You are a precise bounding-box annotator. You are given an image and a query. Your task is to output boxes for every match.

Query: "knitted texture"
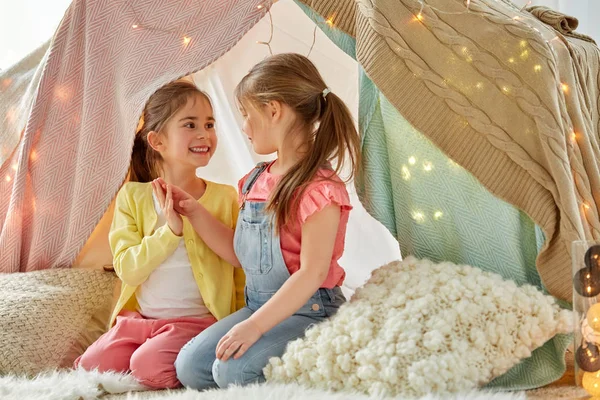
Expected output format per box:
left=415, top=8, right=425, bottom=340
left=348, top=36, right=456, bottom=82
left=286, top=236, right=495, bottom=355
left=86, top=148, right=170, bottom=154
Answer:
left=0, top=268, right=116, bottom=375
left=265, top=257, right=573, bottom=397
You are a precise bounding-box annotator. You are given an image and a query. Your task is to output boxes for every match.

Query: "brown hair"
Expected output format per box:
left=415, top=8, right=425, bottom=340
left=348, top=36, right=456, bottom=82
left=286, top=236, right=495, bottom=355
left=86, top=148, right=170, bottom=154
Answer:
left=235, top=53, right=360, bottom=228
left=129, top=81, right=211, bottom=182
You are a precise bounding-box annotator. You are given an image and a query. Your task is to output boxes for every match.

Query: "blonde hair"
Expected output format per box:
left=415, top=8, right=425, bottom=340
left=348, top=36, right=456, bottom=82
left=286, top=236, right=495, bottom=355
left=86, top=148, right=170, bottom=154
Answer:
left=129, top=81, right=211, bottom=182
left=235, top=53, right=360, bottom=228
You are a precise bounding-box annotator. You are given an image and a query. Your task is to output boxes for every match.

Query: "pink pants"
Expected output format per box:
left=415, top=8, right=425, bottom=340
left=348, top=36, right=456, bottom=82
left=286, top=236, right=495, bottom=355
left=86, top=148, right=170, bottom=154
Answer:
left=74, top=311, right=216, bottom=389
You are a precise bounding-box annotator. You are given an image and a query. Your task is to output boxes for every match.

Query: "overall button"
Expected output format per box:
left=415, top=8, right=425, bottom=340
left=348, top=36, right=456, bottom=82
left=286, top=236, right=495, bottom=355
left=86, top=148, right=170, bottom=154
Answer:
left=311, top=304, right=320, bottom=311
left=187, top=239, right=194, bottom=246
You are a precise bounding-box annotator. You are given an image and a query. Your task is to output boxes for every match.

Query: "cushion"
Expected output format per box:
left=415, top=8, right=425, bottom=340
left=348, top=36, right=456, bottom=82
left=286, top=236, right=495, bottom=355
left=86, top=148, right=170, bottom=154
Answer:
left=265, top=257, right=573, bottom=397
left=0, top=268, right=116, bottom=376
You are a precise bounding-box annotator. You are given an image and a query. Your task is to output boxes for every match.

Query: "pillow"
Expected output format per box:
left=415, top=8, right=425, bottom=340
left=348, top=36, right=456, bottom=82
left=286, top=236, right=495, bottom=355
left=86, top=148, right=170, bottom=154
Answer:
left=265, top=257, right=573, bottom=397
left=0, top=268, right=116, bottom=376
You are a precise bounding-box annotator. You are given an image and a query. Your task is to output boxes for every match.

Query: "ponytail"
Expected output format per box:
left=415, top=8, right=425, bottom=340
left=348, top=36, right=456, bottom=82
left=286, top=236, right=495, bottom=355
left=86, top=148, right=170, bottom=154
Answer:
left=236, top=53, right=360, bottom=229
left=267, top=92, right=360, bottom=228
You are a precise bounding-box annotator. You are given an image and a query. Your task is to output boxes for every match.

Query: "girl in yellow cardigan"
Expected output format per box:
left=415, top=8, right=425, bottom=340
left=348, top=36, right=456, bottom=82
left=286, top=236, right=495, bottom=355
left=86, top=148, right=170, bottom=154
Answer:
left=74, top=81, right=245, bottom=389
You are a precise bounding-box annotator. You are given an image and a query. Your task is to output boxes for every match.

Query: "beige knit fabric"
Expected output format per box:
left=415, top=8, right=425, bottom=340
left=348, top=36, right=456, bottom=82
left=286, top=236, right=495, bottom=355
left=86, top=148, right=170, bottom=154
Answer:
left=0, top=269, right=116, bottom=375
left=300, top=0, right=600, bottom=301
left=527, top=6, right=596, bottom=44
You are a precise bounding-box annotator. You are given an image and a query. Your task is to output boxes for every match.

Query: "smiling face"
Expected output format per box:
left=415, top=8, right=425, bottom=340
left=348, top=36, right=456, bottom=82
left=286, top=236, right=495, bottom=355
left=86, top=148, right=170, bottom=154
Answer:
left=150, top=93, right=217, bottom=169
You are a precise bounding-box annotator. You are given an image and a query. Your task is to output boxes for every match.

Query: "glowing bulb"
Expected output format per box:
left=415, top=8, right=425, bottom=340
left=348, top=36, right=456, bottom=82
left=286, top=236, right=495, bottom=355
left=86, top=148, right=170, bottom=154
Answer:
left=512, top=16, right=521, bottom=21
left=401, top=165, right=411, bottom=181
left=519, top=40, right=527, bottom=48
left=132, top=24, right=138, bottom=28
left=415, top=13, right=423, bottom=21
left=183, top=36, right=191, bottom=45
left=408, top=156, right=416, bottom=165
left=257, top=4, right=263, bottom=9
left=412, top=211, right=425, bottom=223
left=571, top=132, right=577, bottom=142
left=502, top=86, right=510, bottom=94
left=5, top=174, right=11, bottom=182
left=11, top=163, right=17, bottom=171
left=326, top=16, right=334, bottom=26
left=584, top=203, right=591, bottom=210
left=562, top=83, right=569, bottom=93
left=476, top=82, right=483, bottom=90
left=534, top=64, right=542, bottom=72
left=583, top=371, right=600, bottom=396
left=434, top=211, right=443, bottom=220
left=508, top=57, right=515, bottom=63
left=30, top=150, right=38, bottom=162
left=587, top=304, right=600, bottom=331
left=423, top=162, right=433, bottom=172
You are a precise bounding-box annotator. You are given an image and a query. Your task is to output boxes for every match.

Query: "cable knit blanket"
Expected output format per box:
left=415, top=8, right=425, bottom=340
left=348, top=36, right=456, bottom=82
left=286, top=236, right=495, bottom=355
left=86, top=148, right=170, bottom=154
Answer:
left=1, top=0, right=599, bottom=302
left=297, top=0, right=600, bottom=301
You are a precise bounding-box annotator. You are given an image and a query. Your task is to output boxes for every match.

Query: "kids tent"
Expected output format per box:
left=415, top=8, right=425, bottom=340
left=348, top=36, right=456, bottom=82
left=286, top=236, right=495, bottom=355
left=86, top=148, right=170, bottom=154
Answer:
left=1, top=0, right=599, bottom=390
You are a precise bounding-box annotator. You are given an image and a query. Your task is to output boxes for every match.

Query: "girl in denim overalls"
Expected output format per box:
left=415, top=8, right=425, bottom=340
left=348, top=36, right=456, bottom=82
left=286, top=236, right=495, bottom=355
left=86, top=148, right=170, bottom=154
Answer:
left=175, top=53, right=361, bottom=389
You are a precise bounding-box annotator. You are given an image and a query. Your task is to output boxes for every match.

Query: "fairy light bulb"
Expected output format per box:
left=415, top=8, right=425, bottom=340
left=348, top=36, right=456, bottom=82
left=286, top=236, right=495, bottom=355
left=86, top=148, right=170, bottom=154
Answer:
left=183, top=36, right=191, bottom=45
left=326, top=16, right=334, bottom=26
left=4, top=174, right=11, bottom=182
left=408, top=156, right=416, bottom=165
left=588, top=304, right=600, bottom=331
left=561, top=83, right=569, bottom=93
left=583, top=370, right=600, bottom=396
left=132, top=24, right=138, bottom=28
left=534, top=65, right=542, bottom=72
left=577, top=343, right=600, bottom=372
left=574, top=267, right=600, bottom=297
left=433, top=211, right=443, bottom=220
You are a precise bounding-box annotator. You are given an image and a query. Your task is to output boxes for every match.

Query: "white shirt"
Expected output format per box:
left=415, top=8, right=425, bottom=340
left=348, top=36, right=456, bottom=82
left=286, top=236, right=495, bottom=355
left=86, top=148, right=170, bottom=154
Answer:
left=135, top=193, right=212, bottom=319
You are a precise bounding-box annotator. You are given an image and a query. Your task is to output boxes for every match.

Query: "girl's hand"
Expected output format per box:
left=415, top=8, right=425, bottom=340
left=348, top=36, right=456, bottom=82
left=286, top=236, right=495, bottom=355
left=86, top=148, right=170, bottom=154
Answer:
left=216, top=319, right=263, bottom=361
left=152, top=180, right=183, bottom=236
left=156, top=178, right=202, bottom=219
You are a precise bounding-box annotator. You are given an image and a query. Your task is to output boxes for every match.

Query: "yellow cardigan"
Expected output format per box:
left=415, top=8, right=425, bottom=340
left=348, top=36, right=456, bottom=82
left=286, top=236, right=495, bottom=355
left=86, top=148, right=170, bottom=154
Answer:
left=108, top=180, right=245, bottom=326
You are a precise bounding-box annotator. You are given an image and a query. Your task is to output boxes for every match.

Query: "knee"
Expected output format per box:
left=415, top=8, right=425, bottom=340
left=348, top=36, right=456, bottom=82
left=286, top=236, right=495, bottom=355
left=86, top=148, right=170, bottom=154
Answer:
left=212, top=357, right=265, bottom=388
left=130, top=348, right=178, bottom=389
left=174, top=339, right=217, bottom=390
left=75, top=345, right=125, bottom=373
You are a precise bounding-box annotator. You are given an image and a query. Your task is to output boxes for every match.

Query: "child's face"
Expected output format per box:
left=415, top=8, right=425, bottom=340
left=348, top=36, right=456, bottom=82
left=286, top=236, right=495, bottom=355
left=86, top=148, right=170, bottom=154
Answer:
left=160, top=94, right=217, bottom=169
left=240, top=102, right=278, bottom=155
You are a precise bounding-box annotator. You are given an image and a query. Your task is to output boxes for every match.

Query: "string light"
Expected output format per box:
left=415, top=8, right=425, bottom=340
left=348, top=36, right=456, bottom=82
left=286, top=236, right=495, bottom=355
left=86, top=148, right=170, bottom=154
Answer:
left=183, top=36, right=191, bottom=45
left=30, top=150, right=38, bottom=162
left=11, top=163, right=17, bottom=171
left=4, top=174, right=11, bottom=182
left=325, top=16, right=334, bottom=27
left=519, top=40, right=527, bottom=48
left=423, top=162, right=433, bottom=172
left=519, top=0, right=532, bottom=12
left=401, top=165, right=411, bottom=181
left=508, top=57, right=515, bottom=63
left=131, top=24, right=138, bottom=29
left=584, top=203, right=591, bottom=210
left=412, top=211, right=425, bottom=223
left=534, top=64, right=542, bottom=72
left=561, top=83, right=569, bottom=93
left=476, top=82, right=484, bottom=90
left=571, top=131, right=577, bottom=143
left=257, top=4, right=263, bottom=9
left=408, top=156, right=417, bottom=165
left=257, top=3, right=274, bottom=56
left=433, top=211, right=443, bottom=220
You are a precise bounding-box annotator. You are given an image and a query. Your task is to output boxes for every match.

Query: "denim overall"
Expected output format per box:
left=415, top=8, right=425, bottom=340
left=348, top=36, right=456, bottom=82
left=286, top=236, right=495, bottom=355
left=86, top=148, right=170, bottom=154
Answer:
left=175, top=163, right=346, bottom=389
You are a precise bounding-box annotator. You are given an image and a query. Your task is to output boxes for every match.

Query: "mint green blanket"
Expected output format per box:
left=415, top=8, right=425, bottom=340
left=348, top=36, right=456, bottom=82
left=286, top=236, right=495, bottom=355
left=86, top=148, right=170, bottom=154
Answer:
left=296, top=1, right=571, bottom=390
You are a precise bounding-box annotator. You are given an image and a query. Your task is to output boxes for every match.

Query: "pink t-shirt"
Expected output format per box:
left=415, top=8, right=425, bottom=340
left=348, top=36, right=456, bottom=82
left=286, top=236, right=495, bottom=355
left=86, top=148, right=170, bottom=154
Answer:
left=237, top=162, right=352, bottom=288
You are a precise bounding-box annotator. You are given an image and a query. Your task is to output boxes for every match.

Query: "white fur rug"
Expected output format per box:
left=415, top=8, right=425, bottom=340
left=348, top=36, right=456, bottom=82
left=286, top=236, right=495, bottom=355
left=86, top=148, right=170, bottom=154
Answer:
left=0, top=369, right=525, bottom=400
